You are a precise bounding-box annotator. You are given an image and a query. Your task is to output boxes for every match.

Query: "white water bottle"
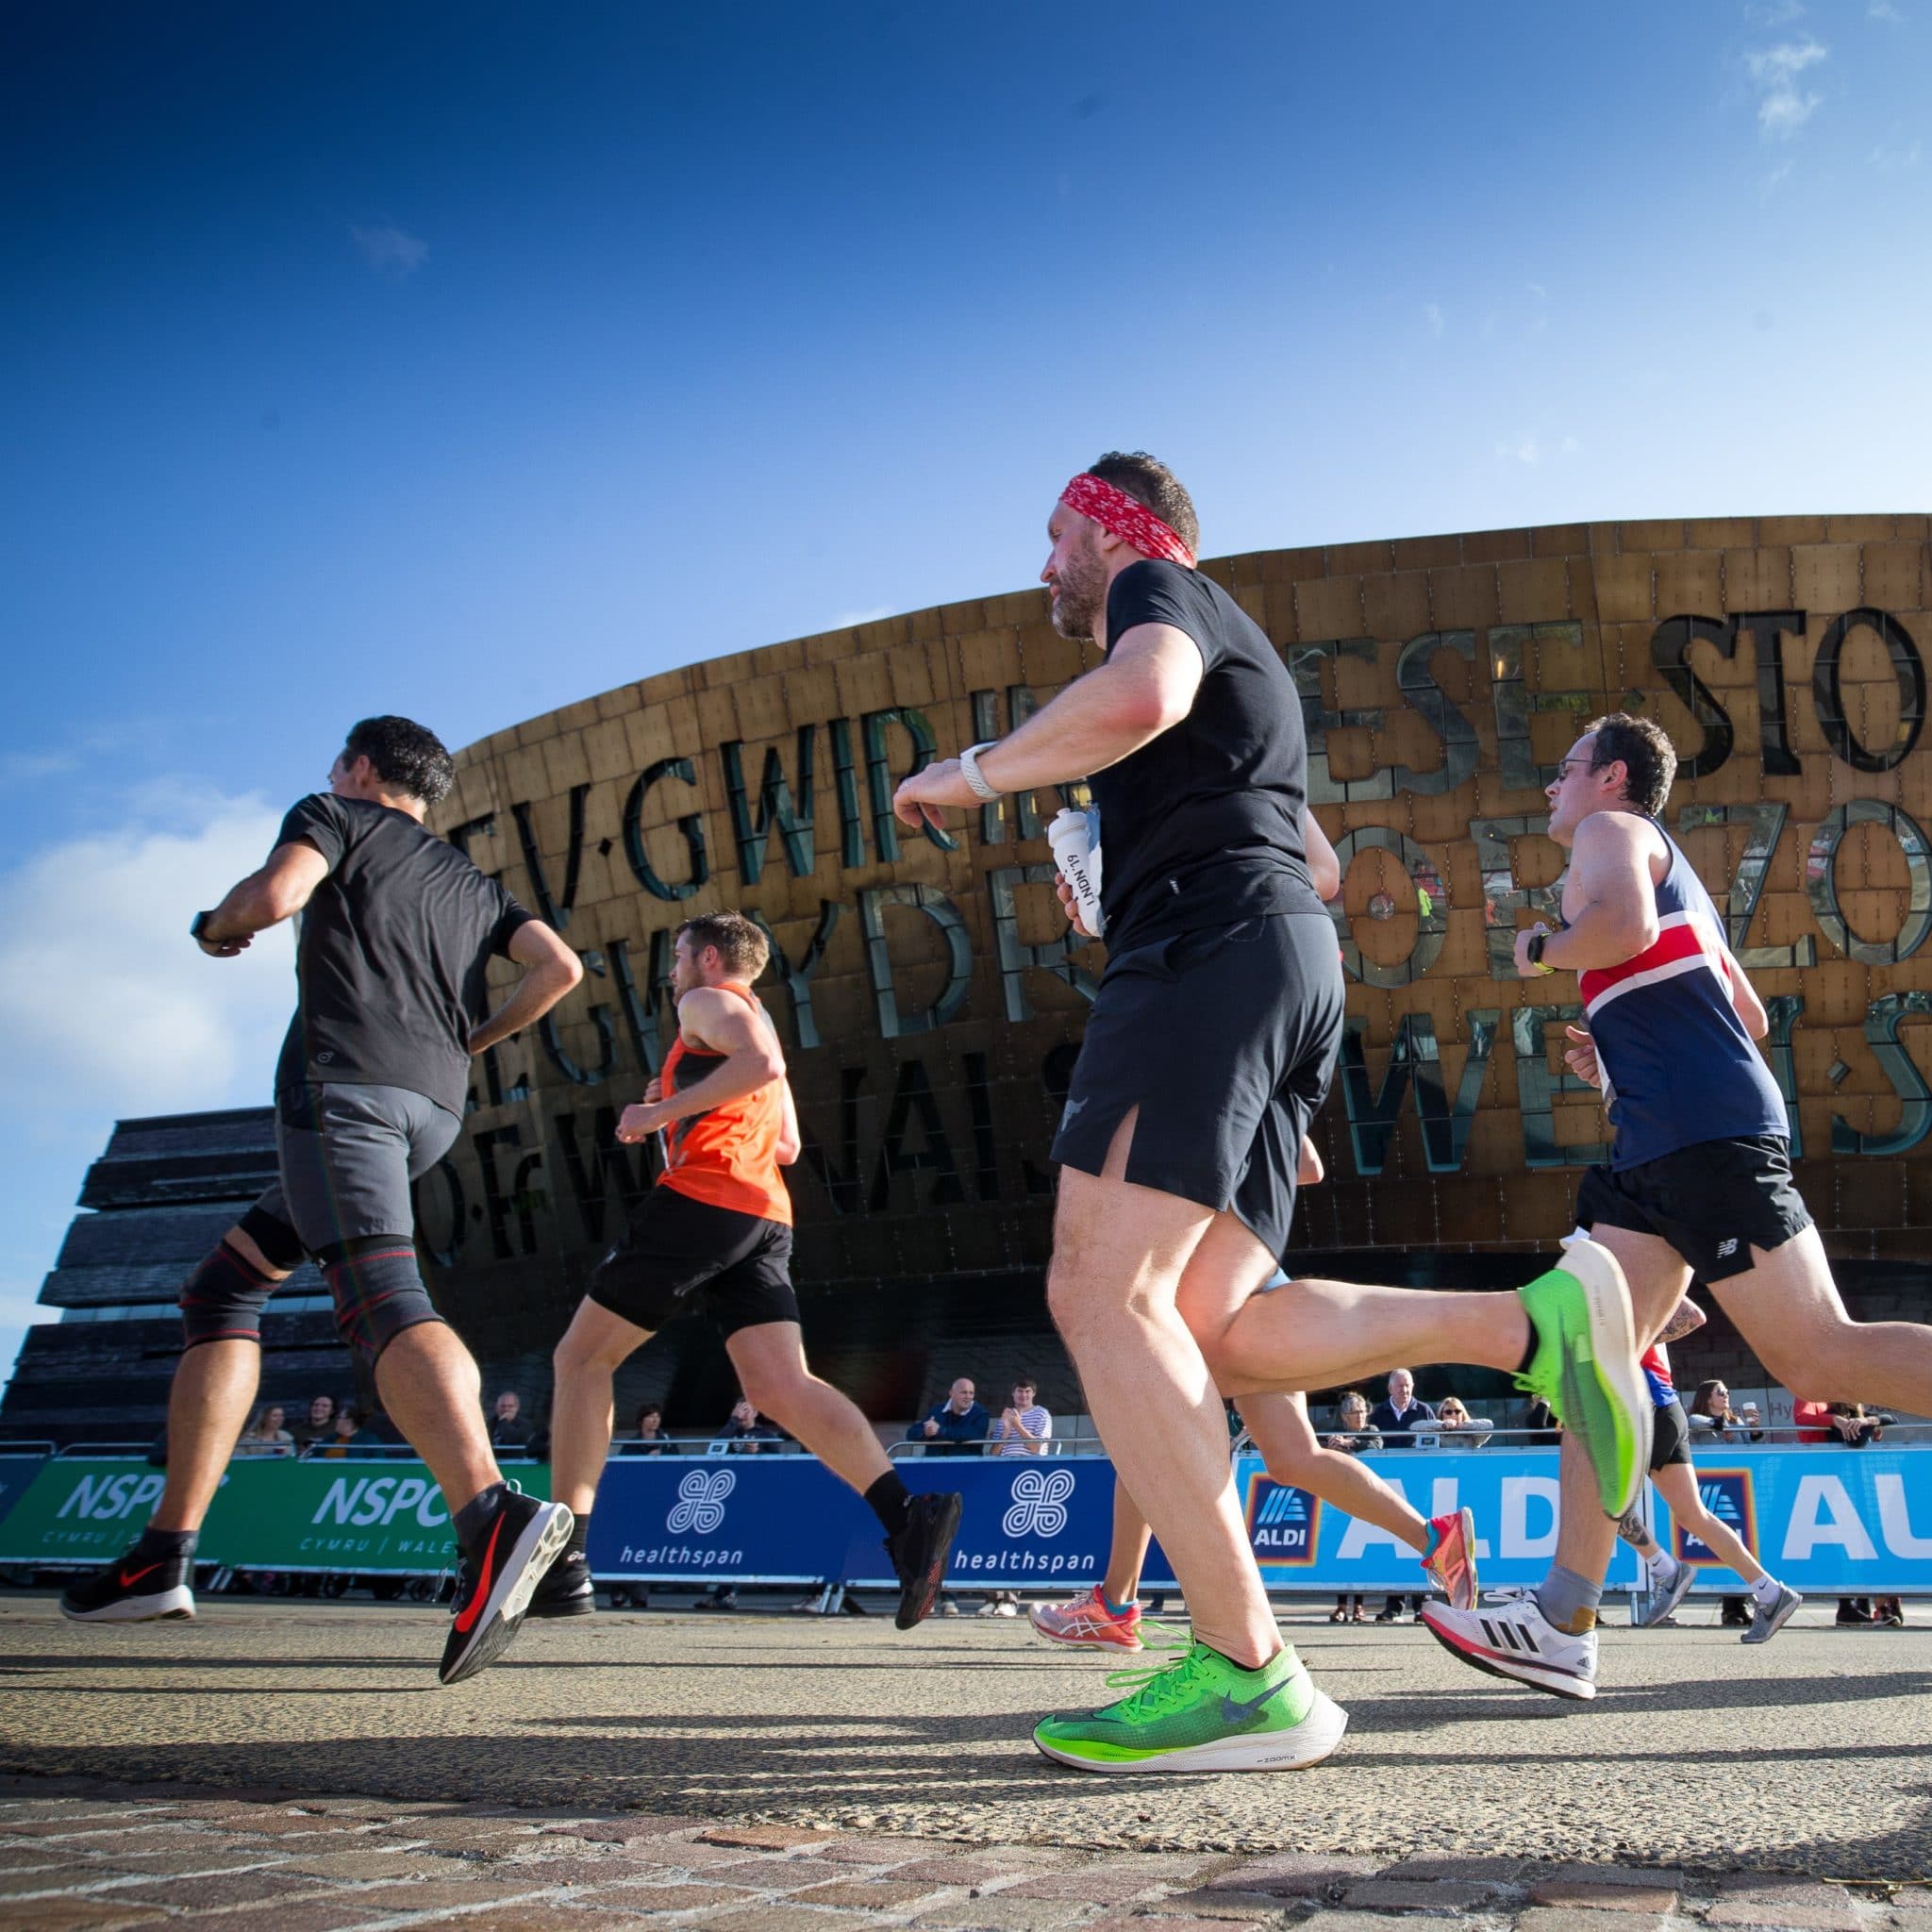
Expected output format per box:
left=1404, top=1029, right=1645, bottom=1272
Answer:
left=1047, top=807, right=1105, bottom=939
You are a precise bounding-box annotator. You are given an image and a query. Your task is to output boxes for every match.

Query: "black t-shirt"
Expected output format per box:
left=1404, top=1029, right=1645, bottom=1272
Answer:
left=1091, top=560, right=1324, bottom=950
left=271, top=793, right=534, bottom=1117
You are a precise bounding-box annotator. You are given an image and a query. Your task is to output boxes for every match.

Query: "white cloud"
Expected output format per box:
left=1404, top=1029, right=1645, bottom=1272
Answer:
left=1496, top=436, right=1541, bottom=466
left=1745, top=39, right=1828, bottom=139
left=350, top=222, right=429, bottom=277
left=1746, top=0, right=1807, bottom=23
left=0, top=783, right=296, bottom=1126
left=1422, top=302, right=1445, bottom=338
left=1869, top=1, right=1904, bottom=21
left=828, top=605, right=900, bottom=630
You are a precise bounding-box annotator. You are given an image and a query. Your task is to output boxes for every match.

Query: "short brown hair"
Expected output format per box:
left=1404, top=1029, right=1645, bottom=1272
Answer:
left=1088, top=451, right=1200, bottom=559
left=1583, top=711, right=1677, bottom=818
left=675, top=909, right=770, bottom=981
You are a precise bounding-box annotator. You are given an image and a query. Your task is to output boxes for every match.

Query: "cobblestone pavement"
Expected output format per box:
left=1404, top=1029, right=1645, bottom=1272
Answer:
left=0, top=1593, right=1926, bottom=1929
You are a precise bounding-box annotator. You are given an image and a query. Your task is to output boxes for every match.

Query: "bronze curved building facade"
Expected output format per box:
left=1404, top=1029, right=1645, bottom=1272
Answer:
left=403, top=513, right=1931, bottom=1425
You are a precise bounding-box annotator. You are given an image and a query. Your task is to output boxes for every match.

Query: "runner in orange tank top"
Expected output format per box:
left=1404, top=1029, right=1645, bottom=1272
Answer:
left=538, top=910, right=962, bottom=1630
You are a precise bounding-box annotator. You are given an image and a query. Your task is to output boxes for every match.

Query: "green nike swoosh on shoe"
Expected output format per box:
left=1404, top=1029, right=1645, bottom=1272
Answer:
left=1032, top=1639, right=1348, bottom=1774
left=1514, top=1238, right=1651, bottom=1521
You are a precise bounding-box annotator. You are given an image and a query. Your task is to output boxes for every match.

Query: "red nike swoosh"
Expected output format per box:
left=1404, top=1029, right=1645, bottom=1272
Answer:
left=452, top=1516, right=505, bottom=1635
left=119, top=1561, right=163, bottom=1588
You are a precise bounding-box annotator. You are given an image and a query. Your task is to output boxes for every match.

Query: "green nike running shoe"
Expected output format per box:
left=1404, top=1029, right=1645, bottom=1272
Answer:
left=1032, top=1640, right=1348, bottom=1774
left=1516, top=1238, right=1650, bottom=1521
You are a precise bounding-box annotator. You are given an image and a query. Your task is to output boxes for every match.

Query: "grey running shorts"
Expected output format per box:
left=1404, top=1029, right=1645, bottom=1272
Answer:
left=254, top=1081, right=461, bottom=1253
left=1051, top=911, right=1345, bottom=1258
left=1574, top=1135, right=1812, bottom=1284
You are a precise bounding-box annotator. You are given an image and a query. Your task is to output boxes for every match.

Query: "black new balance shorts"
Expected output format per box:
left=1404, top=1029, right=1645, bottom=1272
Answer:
left=588, top=1184, right=800, bottom=1338
left=1650, top=1397, right=1691, bottom=1471
left=1051, top=911, right=1345, bottom=1258
left=1574, top=1134, right=1811, bottom=1284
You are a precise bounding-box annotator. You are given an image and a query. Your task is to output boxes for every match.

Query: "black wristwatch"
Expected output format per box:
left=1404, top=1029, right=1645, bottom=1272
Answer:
left=190, top=909, right=218, bottom=945
left=1525, top=930, right=1556, bottom=974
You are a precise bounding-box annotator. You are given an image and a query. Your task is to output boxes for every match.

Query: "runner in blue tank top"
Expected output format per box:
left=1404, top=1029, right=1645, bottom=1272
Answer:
left=1423, top=711, right=1932, bottom=1701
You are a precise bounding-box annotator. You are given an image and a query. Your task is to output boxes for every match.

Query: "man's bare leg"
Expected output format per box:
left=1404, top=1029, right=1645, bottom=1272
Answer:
left=551, top=1299, right=651, bottom=1518
left=1710, top=1225, right=1932, bottom=1414
left=1047, top=1115, right=1277, bottom=1669
left=151, top=1226, right=289, bottom=1532
left=727, top=1321, right=891, bottom=1493
left=1241, top=1394, right=1429, bottom=1551
left=375, top=1321, right=503, bottom=1516
left=1103, top=1479, right=1155, bottom=1605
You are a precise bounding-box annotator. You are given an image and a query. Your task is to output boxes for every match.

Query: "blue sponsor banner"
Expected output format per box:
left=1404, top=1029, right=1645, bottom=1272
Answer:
left=1654, top=1446, right=1932, bottom=1594
left=1144, top=1452, right=1647, bottom=1593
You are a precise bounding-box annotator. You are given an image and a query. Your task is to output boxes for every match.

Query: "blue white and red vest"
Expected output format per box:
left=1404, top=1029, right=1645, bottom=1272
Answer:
left=1641, top=1340, right=1676, bottom=1412
left=1576, top=826, right=1789, bottom=1172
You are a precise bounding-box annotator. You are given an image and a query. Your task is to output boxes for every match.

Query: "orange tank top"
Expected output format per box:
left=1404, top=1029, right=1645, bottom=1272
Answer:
left=656, top=983, right=792, bottom=1225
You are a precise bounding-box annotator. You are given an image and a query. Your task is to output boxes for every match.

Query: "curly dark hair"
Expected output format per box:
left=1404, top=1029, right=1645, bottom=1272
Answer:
left=342, top=716, right=456, bottom=806
left=1582, top=711, right=1677, bottom=819
left=1088, top=450, right=1201, bottom=559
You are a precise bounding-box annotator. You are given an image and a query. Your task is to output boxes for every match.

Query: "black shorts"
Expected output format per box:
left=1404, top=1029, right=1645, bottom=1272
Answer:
left=1650, top=1398, right=1691, bottom=1471
left=1574, top=1135, right=1812, bottom=1284
left=588, top=1184, right=799, bottom=1339
left=1052, top=912, right=1345, bottom=1258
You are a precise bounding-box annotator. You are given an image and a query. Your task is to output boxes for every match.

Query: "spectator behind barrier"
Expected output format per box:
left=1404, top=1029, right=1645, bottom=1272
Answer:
left=630, top=1404, right=673, bottom=1455
left=1370, top=1368, right=1435, bottom=1447
left=1689, top=1379, right=1763, bottom=1442
left=1522, top=1394, right=1560, bottom=1441
left=711, top=1397, right=783, bottom=1455
left=1418, top=1395, right=1493, bottom=1449
left=310, top=1406, right=380, bottom=1457
left=1795, top=1399, right=1904, bottom=1626
left=1324, top=1391, right=1380, bottom=1624
left=233, top=1404, right=294, bottom=1459
left=989, top=1378, right=1051, bottom=1457
left=289, top=1392, right=337, bottom=1448
left=489, top=1390, right=534, bottom=1449
left=908, top=1378, right=991, bottom=1456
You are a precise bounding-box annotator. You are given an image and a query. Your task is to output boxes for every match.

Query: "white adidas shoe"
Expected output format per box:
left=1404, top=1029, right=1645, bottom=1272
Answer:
left=1420, top=1589, right=1598, bottom=1701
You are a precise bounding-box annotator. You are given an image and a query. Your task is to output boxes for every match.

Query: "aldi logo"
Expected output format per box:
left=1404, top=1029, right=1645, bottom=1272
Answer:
left=1244, top=1476, right=1320, bottom=1565
left=1675, top=1468, right=1757, bottom=1566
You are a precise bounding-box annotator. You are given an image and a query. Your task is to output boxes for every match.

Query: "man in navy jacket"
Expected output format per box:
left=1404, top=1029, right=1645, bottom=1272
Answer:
left=908, top=1378, right=991, bottom=1456
left=1369, top=1369, right=1437, bottom=1621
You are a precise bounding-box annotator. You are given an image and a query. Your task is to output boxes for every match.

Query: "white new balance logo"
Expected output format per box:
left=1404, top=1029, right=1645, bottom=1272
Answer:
left=1716, top=1238, right=1739, bottom=1257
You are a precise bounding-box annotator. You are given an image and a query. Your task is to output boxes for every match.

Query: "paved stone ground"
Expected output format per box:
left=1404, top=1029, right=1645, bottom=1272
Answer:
left=0, top=1594, right=1926, bottom=1928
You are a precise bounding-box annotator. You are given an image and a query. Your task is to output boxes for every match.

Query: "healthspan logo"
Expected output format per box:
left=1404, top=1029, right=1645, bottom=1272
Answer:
left=1002, top=1466, right=1075, bottom=1539
left=667, top=1468, right=736, bottom=1535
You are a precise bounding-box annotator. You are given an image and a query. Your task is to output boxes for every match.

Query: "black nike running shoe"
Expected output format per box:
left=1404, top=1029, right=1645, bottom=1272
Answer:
left=525, top=1543, right=595, bottom=1620
left=61, top=1546, right=195, bottom=1623
left=887, top=1490, right=963, bottom=1630
left=439, top=1489, right=573, bottom=1686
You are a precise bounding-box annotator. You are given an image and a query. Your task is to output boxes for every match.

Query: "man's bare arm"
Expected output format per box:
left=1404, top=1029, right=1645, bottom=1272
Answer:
left=1304, top=811, right=1341, bottom=902
left=774, top=1080, right=802, bottom=1166
left=197, top=842, right=332, bottom=953
left=891, top=624, right=1203, bottom=828
left=1533, top=812, right=1661, bottom=973
left=616, top=989, right=784, bottom=1141
left=468, top=922, right=584, bottom=1055
left=1720, top=944, right=1771, bottom=1041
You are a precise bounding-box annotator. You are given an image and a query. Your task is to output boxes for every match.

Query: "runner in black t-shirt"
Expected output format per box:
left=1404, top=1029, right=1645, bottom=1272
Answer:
left=893, top=453, right=1645, bottom=1773
left=62, top=716, right=586, bottom=1689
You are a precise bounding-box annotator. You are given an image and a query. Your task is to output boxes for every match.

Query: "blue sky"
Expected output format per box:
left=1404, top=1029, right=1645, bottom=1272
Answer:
left=1, top=1, right=1926, bottom=1386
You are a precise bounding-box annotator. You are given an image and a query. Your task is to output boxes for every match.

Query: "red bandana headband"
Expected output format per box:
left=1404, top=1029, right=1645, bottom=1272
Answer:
left=1059, top=473, right=1196, bottom=569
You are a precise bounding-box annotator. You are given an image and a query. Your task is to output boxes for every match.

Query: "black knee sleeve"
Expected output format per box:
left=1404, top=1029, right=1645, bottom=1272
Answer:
left=179, top=1239, right=278, bottom=1349
left=238, top=1204, right=308, bottom=1272
left=319, top=1235, right=442, bottom=1365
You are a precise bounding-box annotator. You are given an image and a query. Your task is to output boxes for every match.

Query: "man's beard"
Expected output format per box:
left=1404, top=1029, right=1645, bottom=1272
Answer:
left=1050, top=539, right=1107, bottom=640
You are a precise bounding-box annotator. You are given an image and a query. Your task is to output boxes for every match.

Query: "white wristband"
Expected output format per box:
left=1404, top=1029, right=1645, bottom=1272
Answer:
left=958, top=741, right=1002, bottom=801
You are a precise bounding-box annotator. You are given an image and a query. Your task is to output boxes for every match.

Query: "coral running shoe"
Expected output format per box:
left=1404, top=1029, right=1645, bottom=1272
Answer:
left=1030, top=1585, right=1143, bottom=1652
left=1515, top=1240, right=1649, bottom=1520
left=1033, top=1640, right=1347, bottom=1774
left=1421, top=1507, right=1479, bottom=1611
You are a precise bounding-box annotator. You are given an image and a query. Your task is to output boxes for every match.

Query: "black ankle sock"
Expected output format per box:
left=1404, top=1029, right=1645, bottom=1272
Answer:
left=864, top=1471, right=912, bottom=1540
left=454, top=1483, right=508, bottom=1549
left=136, top=1526, right=197, bottom=1560
left=565, top=1513, right=590, bottom=1557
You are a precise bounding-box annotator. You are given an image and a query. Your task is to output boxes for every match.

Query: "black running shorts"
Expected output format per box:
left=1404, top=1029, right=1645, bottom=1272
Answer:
left=1650, top=1397, right=1691, bottom=1471
left=1051, top=911, right=1345, bottom=1258
left=1574, top=1134, right=1811, bottom=1284
left=588, top=1184, right=800, bottom=1338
